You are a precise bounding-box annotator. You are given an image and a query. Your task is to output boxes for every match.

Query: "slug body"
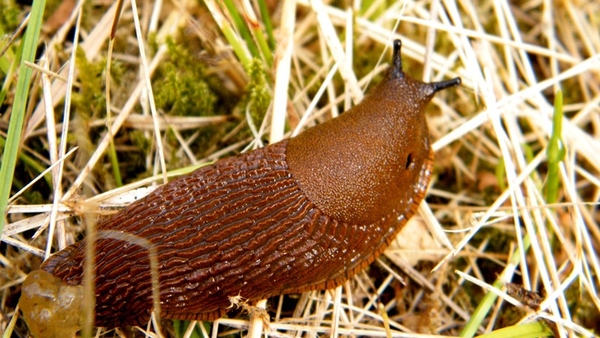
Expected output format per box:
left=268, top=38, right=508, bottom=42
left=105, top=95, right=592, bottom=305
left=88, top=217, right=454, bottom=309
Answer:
left=20, top=40, right=460, bottom=329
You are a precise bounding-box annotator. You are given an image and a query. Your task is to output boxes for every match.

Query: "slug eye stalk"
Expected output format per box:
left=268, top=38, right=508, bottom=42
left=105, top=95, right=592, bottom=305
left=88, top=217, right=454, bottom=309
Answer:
left=432, top=77, right=462, bottom=92
left=389, top=39, right=461, bottom=92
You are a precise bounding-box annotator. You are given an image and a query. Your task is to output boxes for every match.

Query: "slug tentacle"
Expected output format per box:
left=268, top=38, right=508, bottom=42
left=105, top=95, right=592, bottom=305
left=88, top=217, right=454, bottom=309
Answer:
left=389, top=40, right=405, bottom=79
left=431, top=77, right=463, bottom=93
left=20, top=39, right=461, bottom=331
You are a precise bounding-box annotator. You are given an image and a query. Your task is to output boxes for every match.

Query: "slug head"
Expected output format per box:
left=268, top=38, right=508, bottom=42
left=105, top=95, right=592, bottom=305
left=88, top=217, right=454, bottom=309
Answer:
left=384, top=39, right=462, bottom=110
left=286, top=39, right=461, bottom=225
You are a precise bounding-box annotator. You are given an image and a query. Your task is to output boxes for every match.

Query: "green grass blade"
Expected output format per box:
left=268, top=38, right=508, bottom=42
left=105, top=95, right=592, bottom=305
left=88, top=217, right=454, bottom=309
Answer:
left=243, top=0, right=273, bottom=65
left=495, top=157, right=506, bottom=192
left=460, top=236, right=532, bottom=337
left=475, top=321, right=553, bottom=338
left=256, top=0, right=276, bottom=50
left=250, top=22, right=273, bottom=66
left=0, top=0, right=46, bottom=235
left=204, top=0, right=252, bottom=68
left=545, top=90, right=564, bottom=204
left=222, top=0, right=259, bottom=58
left=106, top=38, right=123, bottom=187
left=460, top=278, right=506, bottom=337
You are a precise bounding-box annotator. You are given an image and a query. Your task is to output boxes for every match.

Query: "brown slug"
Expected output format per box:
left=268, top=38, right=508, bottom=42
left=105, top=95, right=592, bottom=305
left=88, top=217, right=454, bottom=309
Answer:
left=20, top=39, right=461, bottom=330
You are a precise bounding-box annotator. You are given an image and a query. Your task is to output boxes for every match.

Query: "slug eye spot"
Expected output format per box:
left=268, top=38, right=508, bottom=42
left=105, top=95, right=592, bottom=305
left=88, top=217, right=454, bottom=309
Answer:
left=405, top=153, right=415, bottom=170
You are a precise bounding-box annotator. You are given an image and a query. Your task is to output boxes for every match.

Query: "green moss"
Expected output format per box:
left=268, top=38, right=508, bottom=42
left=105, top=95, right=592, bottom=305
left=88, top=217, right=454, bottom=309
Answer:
left=68, top=48, right=106, bottom=181
left=154, top=39, right=217, bottom=117
left=71, top=47, right=107, bottom=119
left=243, top=58, right=270, bottom=128
left=69, top=48, right=130, bottom=188
left=148, top=32, right=159, bottom=55
left=0, top=0, right=20, bottom=34
left=0, top=0, right=20, bottom=78
left=130, top=130, right=152, bottom=154
left=148, top=38, right=253, bottom=168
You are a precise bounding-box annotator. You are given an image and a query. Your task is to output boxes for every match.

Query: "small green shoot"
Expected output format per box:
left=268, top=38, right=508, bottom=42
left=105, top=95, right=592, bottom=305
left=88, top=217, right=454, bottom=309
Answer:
left=460, top=236, right=532, bottom=337
left=222, top=1, right=273, bottom=66
left=204, top=0, right=274, bottom=68
left=544, top=90, right=565, bottom=204
left=222, top=0, right=260, bottom=58
left=204, top=0, right=252, bottom=68
left=475, top=321, right=553, bottom=338
left=256, top=0, right=276, bottom=51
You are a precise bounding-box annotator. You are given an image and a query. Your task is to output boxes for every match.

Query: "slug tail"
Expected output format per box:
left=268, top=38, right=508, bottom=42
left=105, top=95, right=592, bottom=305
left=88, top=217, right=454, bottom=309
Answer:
left=40, top=244, right=79, bottom=276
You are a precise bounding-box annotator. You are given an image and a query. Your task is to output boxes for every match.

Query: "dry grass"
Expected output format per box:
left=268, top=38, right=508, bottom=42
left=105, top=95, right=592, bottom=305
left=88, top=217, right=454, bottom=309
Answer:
left=1, top=0, right=599, bottom=337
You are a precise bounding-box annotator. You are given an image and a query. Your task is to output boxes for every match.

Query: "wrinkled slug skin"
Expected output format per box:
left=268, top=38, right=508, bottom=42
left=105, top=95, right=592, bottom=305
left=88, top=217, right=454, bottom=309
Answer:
left=38, top=40, right=461, bottom=328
